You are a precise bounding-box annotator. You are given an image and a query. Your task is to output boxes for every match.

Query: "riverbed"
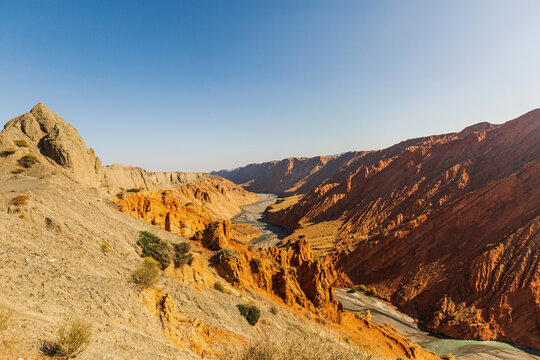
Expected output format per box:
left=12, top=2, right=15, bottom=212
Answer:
left=335, top=288, right=540, bottom=359
left=231, top=193, right=289, bottom=247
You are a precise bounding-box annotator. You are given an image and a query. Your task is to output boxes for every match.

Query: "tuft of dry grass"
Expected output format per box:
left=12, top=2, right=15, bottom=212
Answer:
left=18, top=153, right=39, bottom=168
left=100, top=242, right=111, bottom=253
left=9, top=194, right=29, bottom=206
left=228, top=328, right=371, bottom=360
left=0, top=306, right=12, bottom=332
left=1, top=147, right=17, bottom=157
left=40, top=319, right=92, bottom=359
left=14, top=139, right=29, bottom=147
left=130, top=257, right=160, bottom=288
left=214, top=281, right=226, bottom=293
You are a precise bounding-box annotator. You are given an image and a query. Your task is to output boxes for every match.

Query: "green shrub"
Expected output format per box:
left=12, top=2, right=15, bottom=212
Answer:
left=9, top=194, right=29, bottom=206
left=18, top=153, right=39, bottom=168
left=237, top=304, right=260, bottom=326
left=130, top=258, right=160, bottom=288
left=126, top=188, right=141, bottom=193
left=366, top=288, right=377, bottom=297
left=100, top=243, right=111, bottom=253
left=137, top=231, right=170, bottom=270
left=40, top=319, right=92, bottom=359
left=348, top=284, right=370, bottom=294
left=213, top=248, right=239, bottom=263
left=14, top=139, right=29, bottom=147
left=173, top=242, right=193, bottom=268
left=10, top=168, right=24, bottom=174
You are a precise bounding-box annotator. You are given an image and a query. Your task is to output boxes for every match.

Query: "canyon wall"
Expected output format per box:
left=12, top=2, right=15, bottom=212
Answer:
left=225, top=110, right=540, bottom=349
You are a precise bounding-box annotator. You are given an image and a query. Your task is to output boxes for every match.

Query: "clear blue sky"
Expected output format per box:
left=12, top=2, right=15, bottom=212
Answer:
left=1, top=1, right=539, bottom=172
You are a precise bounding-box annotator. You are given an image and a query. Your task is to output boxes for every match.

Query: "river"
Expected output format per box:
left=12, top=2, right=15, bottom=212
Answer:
left=231, top=193, right=289, bottom=247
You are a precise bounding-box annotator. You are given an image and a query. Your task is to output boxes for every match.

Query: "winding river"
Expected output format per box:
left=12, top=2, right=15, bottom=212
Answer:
left=232, top=194, right=540, bottom=359
left=231, top=193, right=289, bottom=247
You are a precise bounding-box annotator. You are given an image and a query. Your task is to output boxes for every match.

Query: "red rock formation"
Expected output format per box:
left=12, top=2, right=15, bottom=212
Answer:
left=213, top=153, right=365, bottom=195
left=232, top=109, right=540, bottom=349
left=113, top=178, right=260, bottom=239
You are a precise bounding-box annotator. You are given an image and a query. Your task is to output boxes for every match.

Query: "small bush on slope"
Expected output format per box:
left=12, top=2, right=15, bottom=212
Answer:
left=100, top=242, right=111, bottom=253
left=18, top=153, right=39, bottom=168
left=1, top=147, right=17, bottom=156
left=237, top=304, right=261, bottom=326
left=14, top=139, right=29, bottom=147
left=137, top=231, right=170, bottom=270
left=214, top=281, right=226, bottom=293
left=173, top=242, right=193, bottom=267
left=40, top=319, right=92, bottom=359
left=130, top=257, right=161, bottom=288
left=9, top=194, right=29, bottom=206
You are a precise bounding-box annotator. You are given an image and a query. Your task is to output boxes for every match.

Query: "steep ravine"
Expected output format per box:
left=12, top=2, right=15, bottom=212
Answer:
left=236, top=197, right=540, bottom=359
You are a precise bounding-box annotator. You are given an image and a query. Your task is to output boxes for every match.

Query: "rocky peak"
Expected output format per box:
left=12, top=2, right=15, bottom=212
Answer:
left=1, top=103, right=103, bottom=187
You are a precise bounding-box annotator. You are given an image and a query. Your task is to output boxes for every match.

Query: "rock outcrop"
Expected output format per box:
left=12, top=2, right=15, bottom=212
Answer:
left=1, top=103, right=103, bottom=186
left=113, top=178, right=260, bottom=239
left=227, top=109, right=540, bottom=349
left=101, top=164, right=211, bottom=195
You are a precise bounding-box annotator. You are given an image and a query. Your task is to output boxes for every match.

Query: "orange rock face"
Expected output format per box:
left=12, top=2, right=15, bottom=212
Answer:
left=227, top=110, right=540, bottom=349
left=113, top=178, right=260, bottom=239
left=114, top=180, right=440, bottom=359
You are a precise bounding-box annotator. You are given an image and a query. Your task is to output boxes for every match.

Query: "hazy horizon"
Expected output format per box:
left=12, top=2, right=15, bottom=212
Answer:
left=1, top=1, right=540, bottom=172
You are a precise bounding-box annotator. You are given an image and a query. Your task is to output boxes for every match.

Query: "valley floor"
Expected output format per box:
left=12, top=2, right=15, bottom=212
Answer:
left=231, top=193, right=289, bottom=247
left=334, top=289, right=540, bottom=360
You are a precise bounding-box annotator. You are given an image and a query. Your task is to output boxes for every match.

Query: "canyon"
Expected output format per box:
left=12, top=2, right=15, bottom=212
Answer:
left=0, top=103, right=444, bottom=360
left=217, top=110, right=540, bottom=350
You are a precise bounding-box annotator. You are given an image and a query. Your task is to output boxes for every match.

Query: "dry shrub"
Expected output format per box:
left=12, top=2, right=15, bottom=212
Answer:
left=14, top=139, right=29, bottom=147
left=10, top=168, right=24, bottom=174
left=18, top=153, right=39, bottom=168
left=1, top=147, right=17, bottom=156
left=40, top=319, right=92, bottom=359
left=237, top=304, right=260, bottom=326
left=214, top=281, right=226, bottom=293
left=100, top=242, right=111, bottom=253
left=9, top=194, right=29, bottom=206
left=0, top=306, right=12, bottom=332
left=130, top=257, right=160, bottom=288
left=229, top=328, right=370, bottom=360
